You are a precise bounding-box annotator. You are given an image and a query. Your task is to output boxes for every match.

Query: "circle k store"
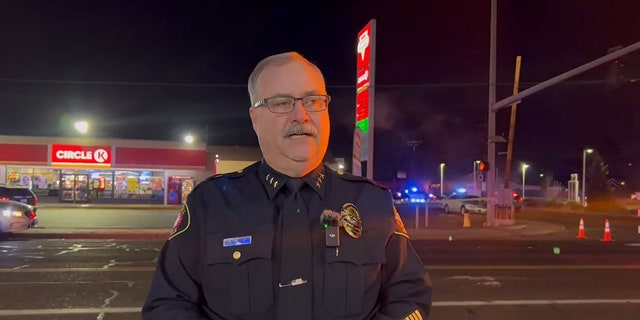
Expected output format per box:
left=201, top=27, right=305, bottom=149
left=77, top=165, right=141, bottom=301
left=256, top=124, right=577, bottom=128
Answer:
left=0, top=135, right=261, bottom=205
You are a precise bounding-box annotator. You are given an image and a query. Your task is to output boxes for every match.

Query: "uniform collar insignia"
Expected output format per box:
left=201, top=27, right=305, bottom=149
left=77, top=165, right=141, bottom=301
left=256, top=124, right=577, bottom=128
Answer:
left=258, top=161, right=288, bottom=200
left=302, top=165, right=326, bottom=199
left=259, top=161, right=327, bottom=200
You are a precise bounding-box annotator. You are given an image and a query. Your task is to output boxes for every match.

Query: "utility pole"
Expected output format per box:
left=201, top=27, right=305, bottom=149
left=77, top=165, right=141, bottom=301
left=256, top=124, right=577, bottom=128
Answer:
left=486, top=0, right=498, bottom=226
left=504, top=56, right=523, bottom=188
left=406, top=140, right=422, bottom=181
left=407, top=140, right=422, bottom=153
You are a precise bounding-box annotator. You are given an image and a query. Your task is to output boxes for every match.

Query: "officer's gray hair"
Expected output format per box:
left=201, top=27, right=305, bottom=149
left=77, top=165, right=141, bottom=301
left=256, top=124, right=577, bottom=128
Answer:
left=247, top=52, right=324, bottom=104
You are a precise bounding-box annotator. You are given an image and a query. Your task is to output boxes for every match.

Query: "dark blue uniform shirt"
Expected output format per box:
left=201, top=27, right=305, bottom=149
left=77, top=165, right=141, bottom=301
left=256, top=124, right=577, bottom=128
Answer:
left=142, top=161, right=432, bottom=320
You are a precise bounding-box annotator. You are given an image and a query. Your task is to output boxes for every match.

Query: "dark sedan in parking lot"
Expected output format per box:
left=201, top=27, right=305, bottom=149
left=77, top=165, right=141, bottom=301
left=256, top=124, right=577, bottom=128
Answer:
left=0, top=199, right=37, bottom=232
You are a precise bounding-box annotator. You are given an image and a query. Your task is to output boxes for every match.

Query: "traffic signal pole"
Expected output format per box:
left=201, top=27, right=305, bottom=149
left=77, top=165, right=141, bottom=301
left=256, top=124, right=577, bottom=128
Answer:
left=491, top=41, right=640, bottom=112
left=486, top=0, right=640, bottom=227
left=504, top=56, right=522, bottom=189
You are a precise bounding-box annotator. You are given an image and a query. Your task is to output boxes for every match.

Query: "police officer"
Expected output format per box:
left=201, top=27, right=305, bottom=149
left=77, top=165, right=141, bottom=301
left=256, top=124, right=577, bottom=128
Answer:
left=142, top=52, right=432, bottom=319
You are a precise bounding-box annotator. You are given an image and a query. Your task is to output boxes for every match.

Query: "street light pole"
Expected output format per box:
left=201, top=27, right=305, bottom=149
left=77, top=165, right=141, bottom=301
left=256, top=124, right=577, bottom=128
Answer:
left=473, top=160, right=480, bottom=195
left=582, top=148, right=594, bottom=206
left=521, top=163, right=529, bottom=198
left=407, top=140, right=422, bottom=180
left=473, top=161, right=477, bottom=195
left=440, top=163, right=446, bottom=197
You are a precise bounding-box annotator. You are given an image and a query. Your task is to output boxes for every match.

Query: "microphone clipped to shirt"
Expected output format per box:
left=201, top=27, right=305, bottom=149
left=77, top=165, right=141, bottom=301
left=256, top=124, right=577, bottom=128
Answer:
left=320, top=210, right=342, bottom=256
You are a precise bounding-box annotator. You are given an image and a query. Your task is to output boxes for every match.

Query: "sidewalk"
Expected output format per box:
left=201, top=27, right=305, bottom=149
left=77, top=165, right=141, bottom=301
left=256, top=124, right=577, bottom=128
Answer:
left=407, top=220, right=566, bottom=240
left=8, top=203, right=568, bottom=241
left=8, top=220, right=565, bottom=241
left=37, top=203, right=181, bottom=210
left=530, top=207, right=638, bottom=218
left=8, top=228, right=172, bottom=240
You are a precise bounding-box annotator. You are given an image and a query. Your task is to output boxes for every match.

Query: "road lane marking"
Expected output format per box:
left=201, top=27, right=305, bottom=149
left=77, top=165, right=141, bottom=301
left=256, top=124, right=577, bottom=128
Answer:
left=433, top=299, right=640, bottom=307
left=0, top=307, right=141, bottom=316
left=0, top=280, right=139, bottom=286
left=2, top=264, right=640, bottom=273
left=445, top=275, right=505, bottom=287
left=12, top=264, right=29, bottom=270
left=427, top=264, right=640, bottom=270
left=0, top=267, right=155, bottom=273
left=2, top=299, right=640, bottom=315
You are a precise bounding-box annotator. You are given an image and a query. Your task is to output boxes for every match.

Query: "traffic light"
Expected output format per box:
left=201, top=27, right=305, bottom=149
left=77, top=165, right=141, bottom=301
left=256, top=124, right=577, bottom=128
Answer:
left=478, top=161, right=489, bottom=172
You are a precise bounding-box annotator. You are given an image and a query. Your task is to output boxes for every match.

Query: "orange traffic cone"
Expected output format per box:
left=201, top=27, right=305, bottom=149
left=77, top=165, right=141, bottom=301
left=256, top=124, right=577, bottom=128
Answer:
left=600, top=219, right=613, bottom=242
left=576, top=217, right=587, bottom=239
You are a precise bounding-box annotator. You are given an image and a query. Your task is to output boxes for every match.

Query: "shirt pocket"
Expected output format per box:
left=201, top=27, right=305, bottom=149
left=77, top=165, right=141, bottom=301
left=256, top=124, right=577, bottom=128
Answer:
left=322, top=243, right=386, bottom=317
left=203, top=225, right=275, bottom=316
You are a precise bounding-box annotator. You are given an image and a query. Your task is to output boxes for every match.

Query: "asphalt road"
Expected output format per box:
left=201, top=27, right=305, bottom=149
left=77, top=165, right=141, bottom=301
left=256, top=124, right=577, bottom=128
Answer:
left=1, top=238, right=639, bottom=319
left=517, top=208, right=640, bottom=241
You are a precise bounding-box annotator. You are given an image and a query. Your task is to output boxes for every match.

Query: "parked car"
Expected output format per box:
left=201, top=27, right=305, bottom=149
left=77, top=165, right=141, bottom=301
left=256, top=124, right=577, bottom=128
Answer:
left=0, top=185, right=39, bottom=212
left=0, top=199, right=37, bottom=232
left=442, top=194, right=487, bottom=214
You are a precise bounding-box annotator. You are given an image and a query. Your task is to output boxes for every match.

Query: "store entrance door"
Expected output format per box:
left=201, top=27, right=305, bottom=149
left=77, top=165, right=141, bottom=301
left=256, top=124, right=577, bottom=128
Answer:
left=59, top=173, right=90, bottom=203
left=167, top=176, right=195, bottom=205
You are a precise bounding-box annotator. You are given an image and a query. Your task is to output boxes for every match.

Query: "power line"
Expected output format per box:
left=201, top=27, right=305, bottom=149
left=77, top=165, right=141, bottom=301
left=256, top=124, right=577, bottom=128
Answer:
left=0, top=77, right=612, bottom=89
left=0, top=78, right=247, bottom=88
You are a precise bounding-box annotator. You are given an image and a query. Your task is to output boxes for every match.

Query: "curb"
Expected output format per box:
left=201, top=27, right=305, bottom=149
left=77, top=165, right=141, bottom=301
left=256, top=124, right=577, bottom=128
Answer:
left=527, top=207, right=637, bottom=217
left=37, top=205, right=181, bottom=210
left=406, top=220, right=567, bottom=240
left=501, top=224, right=528, bottom=230
left=407, top=227, right=517, bottom=240
left=6, top=228, right=172, bottom=240
left=520, top=224, right=567, bottom=236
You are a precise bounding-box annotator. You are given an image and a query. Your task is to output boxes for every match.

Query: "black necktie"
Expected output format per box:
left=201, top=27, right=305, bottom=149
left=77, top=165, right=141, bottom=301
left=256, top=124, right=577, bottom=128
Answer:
left=277, top=178, right=313, bottom=319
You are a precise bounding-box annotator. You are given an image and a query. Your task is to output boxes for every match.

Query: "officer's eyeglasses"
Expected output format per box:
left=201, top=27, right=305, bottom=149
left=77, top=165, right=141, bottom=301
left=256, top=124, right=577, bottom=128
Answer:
left=252, top=94, right=331, bottom=114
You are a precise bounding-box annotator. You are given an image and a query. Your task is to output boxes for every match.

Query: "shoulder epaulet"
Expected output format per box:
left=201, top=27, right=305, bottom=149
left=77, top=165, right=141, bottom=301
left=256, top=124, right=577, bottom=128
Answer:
left=208, top=162, right=260, bottom=181
left=217, top=169, right=247, bottom=179
left=205, top=166, right=251, bottom=181
left=193, top=169, right=248, bottom=191
left=187, top=169, right=246, bottom=199
left=331, top=169, right=389, bottom=191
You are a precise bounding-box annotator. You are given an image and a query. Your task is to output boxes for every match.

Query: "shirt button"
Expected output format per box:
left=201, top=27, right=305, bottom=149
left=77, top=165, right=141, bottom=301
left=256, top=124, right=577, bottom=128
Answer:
left=297, top=209, right=301, bottom=213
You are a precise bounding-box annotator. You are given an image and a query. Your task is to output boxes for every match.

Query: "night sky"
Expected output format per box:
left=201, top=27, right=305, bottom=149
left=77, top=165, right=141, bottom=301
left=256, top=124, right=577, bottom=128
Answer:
left=1, top=0, right=639, bottom=184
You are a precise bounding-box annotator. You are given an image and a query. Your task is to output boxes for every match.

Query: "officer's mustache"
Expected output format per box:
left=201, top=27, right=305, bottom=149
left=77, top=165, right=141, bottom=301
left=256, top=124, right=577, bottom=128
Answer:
left=283, top=123, right=318, bottom=138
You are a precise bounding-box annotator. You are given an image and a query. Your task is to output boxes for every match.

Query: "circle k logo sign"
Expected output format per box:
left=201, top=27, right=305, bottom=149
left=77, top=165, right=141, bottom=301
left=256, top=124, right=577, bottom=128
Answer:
left=93, top=148, right=109, bottom=163
left=51, top=144, right=112, bottom=168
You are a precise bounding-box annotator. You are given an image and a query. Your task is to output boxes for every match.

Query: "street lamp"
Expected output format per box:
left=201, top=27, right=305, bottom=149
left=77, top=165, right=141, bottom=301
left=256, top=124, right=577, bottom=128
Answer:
left=521, top=163, right=529, bottom=198
left=582, top=148, right=594, bottom=206
left=183, top=125, right=210, bottom=146
left=440, top=163, right=446, bottom=197
left=74, top=121, right=89, bottom=134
